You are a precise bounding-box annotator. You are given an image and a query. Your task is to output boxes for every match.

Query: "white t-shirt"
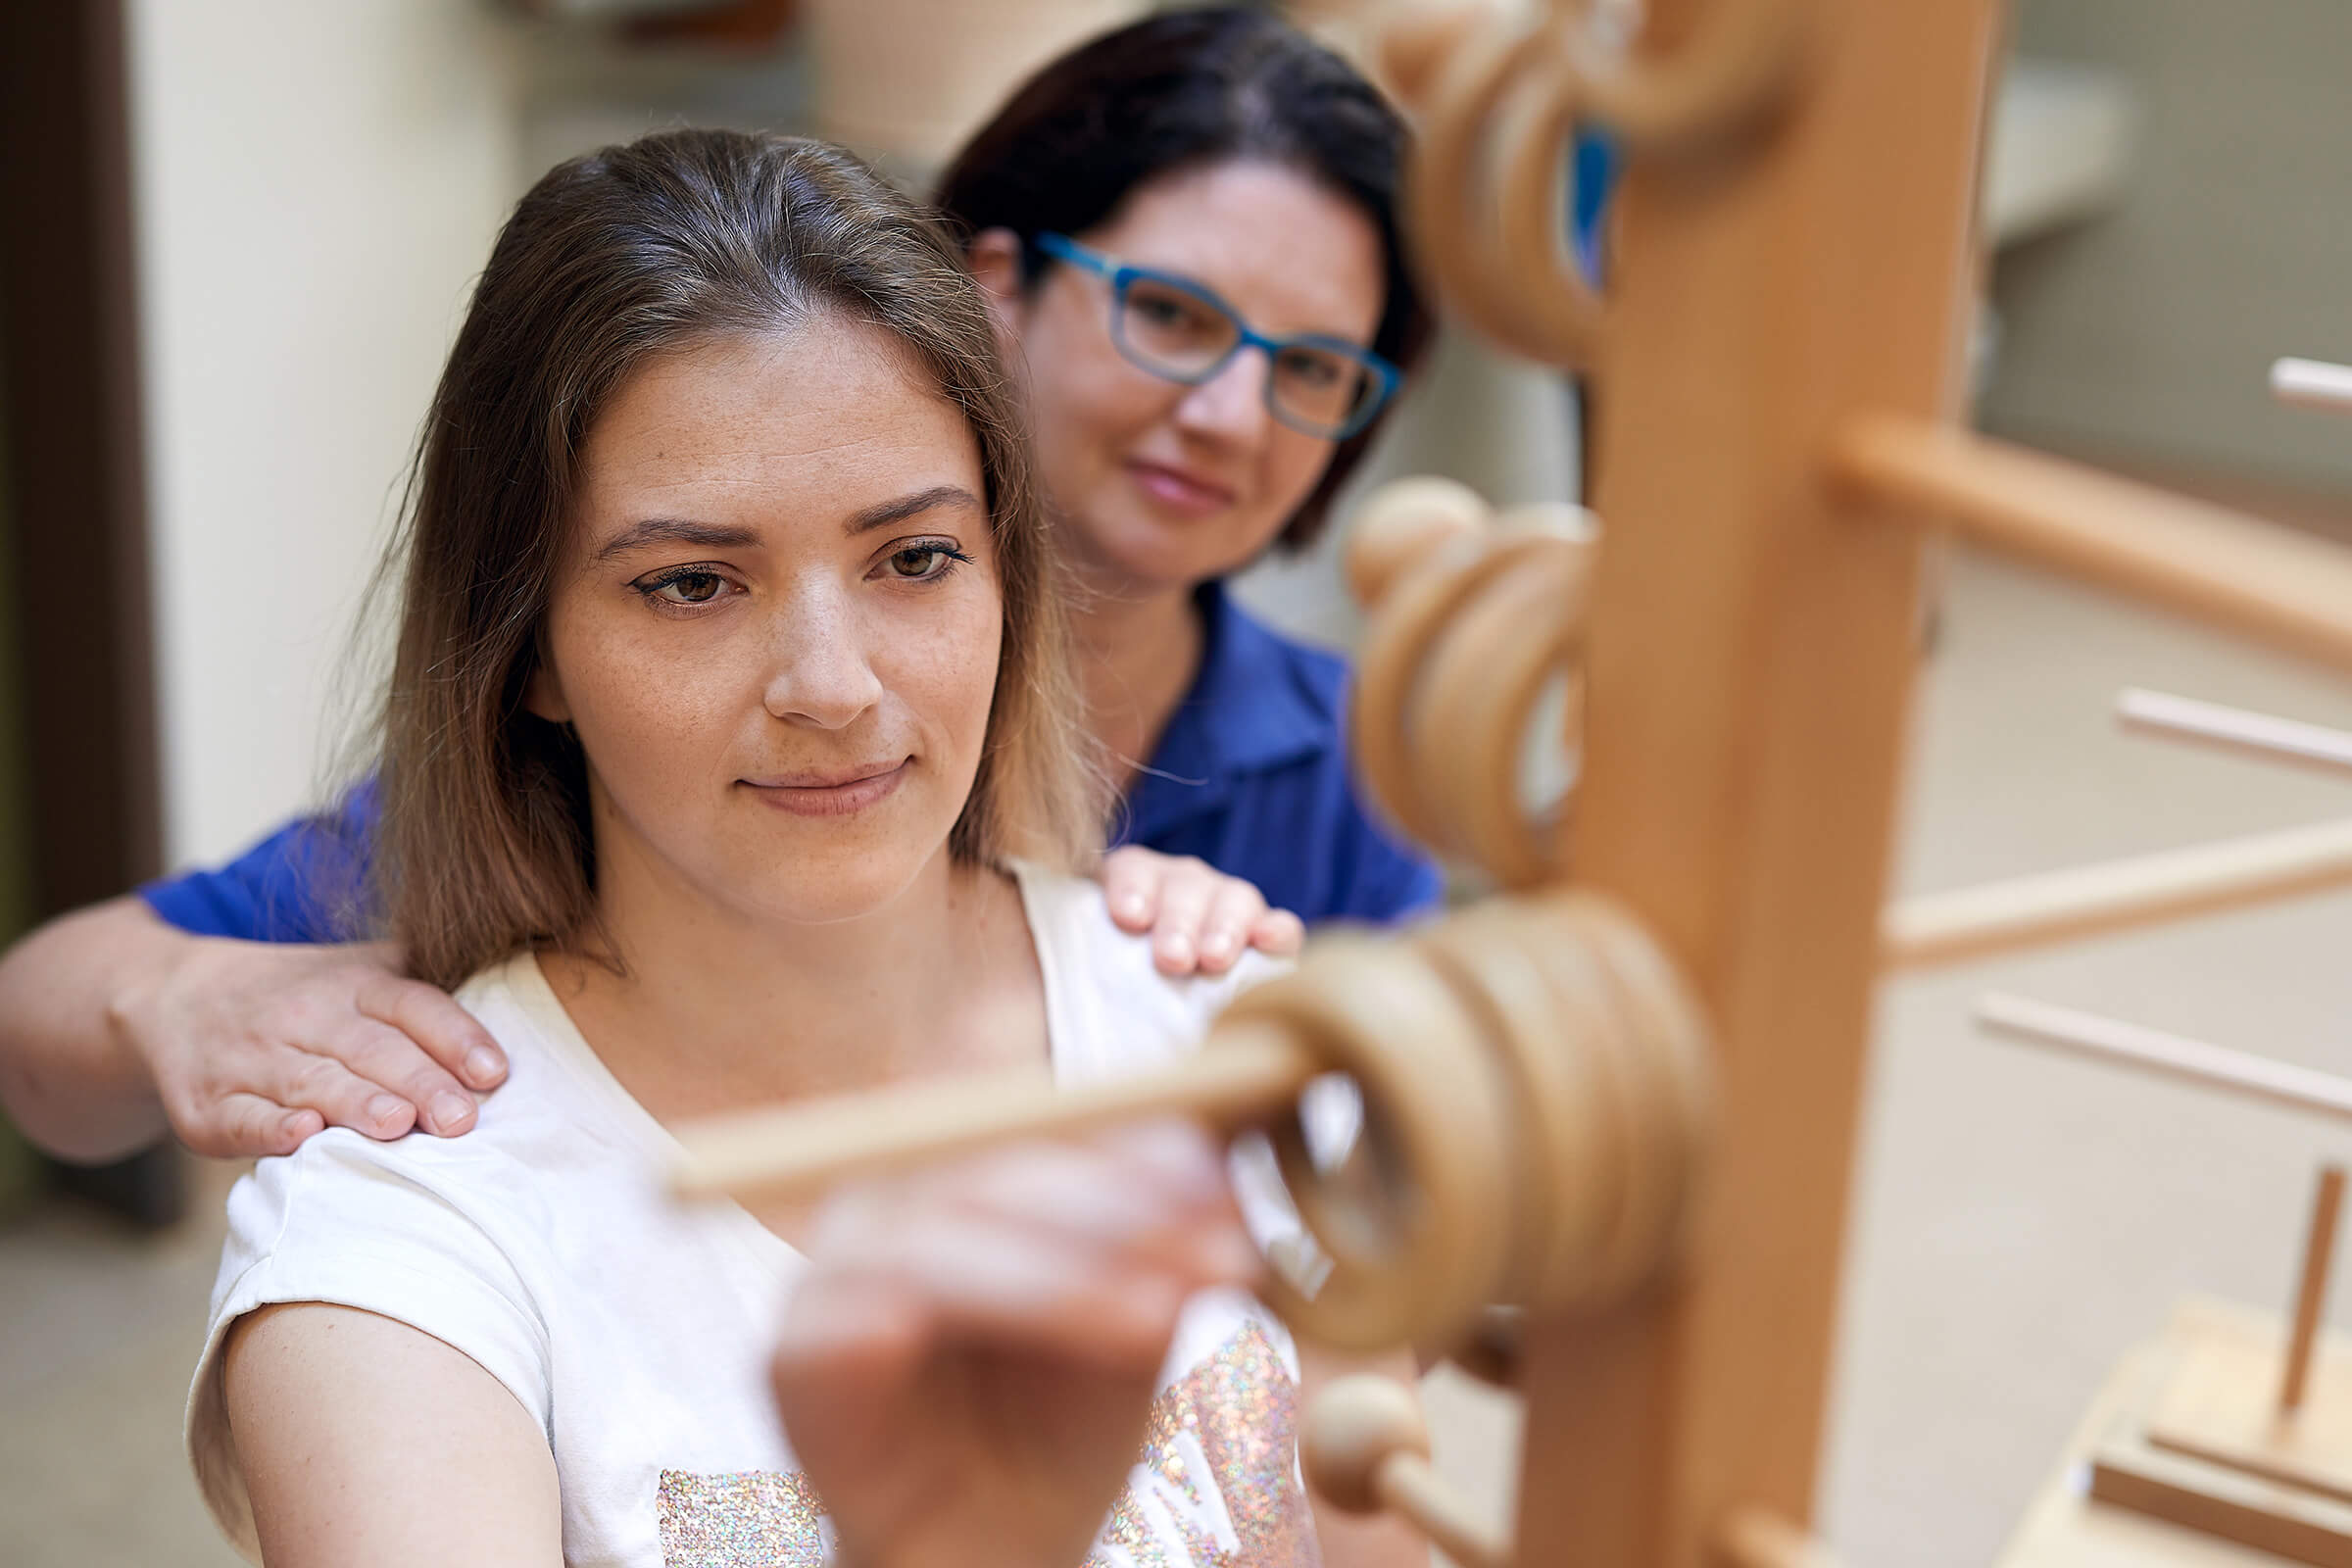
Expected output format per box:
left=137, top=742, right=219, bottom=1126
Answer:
left=186, top=865, right=1341, bottom=1568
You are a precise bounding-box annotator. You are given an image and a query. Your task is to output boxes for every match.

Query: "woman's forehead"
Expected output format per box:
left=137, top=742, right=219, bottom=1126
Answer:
left=577, top=325, right=984, bottom=536
left=1079, top=160, right=1386, bottom=337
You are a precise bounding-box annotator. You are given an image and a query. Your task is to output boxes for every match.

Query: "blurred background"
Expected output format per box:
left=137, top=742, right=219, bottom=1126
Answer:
left=1, top=1, right=2349, bottom=1564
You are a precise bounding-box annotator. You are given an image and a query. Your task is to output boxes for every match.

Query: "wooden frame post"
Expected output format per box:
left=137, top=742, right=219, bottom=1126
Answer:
left=1520, top=0, right=2002, bottom=1559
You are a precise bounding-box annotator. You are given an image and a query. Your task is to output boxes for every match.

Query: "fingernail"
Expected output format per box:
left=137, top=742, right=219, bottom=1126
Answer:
left=1200, top=930, right=1237, bottom=960
left=1115, top=894, right=1149, bottom=921
left=464, top=1045, right=507, bottom=1085
left=1161, top=935, right=1194, bottom=965
left=430, top=1092, right=475, bottom=1133
left=366, top=1094, right=408, bottom=1132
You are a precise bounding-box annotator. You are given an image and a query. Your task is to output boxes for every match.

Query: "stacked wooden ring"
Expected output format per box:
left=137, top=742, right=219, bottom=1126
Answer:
left=1217, top=887, right=1711, bottom=1352
left=1379, top=0, right=1809, bottom=369
left=1348, top=476, right=1594, bottom=891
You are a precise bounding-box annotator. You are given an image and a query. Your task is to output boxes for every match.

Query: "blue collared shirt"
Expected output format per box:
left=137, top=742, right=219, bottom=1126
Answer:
left=142, top=583, right=1443, bottom=942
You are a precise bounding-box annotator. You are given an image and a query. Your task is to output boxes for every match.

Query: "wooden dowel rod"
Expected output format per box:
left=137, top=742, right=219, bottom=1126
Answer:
left=1881, top=815, right=2352, bottom=969
left=2117, top=687, right=2352, bottom=780
left=2279, top=1164, right=2346, bottom=1415
left=1831, top=414, right=2352, bottom=676
left=1715, top=1507, right=1841, bottom=1568
left=1375, top=1454, right=1513, bottom=1568
left=2274, top=358, right=2352, bottom=416
left=1975, top=993, right=2352, bottom=1124
left=668, top=1021, right=1314, bottom=1201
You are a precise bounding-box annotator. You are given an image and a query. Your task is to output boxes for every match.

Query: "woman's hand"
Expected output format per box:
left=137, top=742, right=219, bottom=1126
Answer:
left=0, top=899, right=507, bottom=1163
left=770, top=1119, right=1259, bottom=1568
left=1100, top=847, right=1304, bottom=978
left=110, top=918, right=506, bottom=1157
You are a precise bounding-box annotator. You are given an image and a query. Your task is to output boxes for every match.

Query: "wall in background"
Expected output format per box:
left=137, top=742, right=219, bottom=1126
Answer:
left=125, top=0, right=528, bottom=867
left=1983, top=0, right=2352, bottom=495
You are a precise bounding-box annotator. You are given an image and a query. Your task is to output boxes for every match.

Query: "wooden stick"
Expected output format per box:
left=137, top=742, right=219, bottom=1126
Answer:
left=1882, top=816, right=2352, bottom=969
left=2274, top=358, right=2352, bottom=416
left=1830, top=414, right=2352, bottom=676
left=1715, top=1508, right=1842, bottom=1568
left=667, top=1020, right=1310, bottom=1201
left=2117, top=687, right=2352, bottom=780
left=1975, top=993, right=2352, bottom=1124
left=2280, top=1164, right=2345, bottom=1415
left=1375, top=1456, right=1512, bottom=1568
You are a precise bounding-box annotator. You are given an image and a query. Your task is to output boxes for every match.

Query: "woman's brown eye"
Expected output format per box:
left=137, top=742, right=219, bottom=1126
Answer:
left=658, top=571, right=725, bottom=603
left=891, top=548, right=948, bottom=578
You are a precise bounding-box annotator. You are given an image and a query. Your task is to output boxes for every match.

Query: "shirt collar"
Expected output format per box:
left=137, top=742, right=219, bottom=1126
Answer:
left=1117, top=581, right=1334, bottom=842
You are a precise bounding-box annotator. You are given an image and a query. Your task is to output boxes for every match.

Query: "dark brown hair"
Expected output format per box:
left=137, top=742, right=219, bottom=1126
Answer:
left=933, top=6, right=1431, bottom=554
left=371, top=129, right=1101, bottom=990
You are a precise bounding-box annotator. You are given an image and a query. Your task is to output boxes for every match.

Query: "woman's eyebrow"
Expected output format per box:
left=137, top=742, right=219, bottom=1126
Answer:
left=845, top=484, right=984, bottom=536
left=593, top=518, right=760, bottom=561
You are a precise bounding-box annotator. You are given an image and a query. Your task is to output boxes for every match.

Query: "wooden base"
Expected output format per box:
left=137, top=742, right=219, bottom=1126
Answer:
left=2086, top=1300, right=2352, bottom=1566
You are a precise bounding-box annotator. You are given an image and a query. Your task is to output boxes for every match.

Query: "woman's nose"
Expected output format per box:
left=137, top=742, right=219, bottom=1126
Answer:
left=1172, top=347, right=1274, bottom=447
left=759, top=588, right=884, bottom=729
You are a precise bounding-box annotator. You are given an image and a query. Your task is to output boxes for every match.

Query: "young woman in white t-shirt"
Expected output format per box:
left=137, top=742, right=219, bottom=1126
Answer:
left=185, top=130, right=1421, bottom=1568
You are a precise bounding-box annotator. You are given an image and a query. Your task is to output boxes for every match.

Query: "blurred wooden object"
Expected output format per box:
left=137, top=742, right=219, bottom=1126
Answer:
left=1302, top=1375, right=1512, bottom=1568
left=2274, top=359, right=2352, bottom=416
left=2119, top=688, right=2352, bottom=781
left=1882, top=816, right=2352, bottom=969
left=1976, top=995, right=2352, bottom=1125
left=2089, top=1300, right=2352, bottom=1567
left=800, top=0, right=1142, bottom=165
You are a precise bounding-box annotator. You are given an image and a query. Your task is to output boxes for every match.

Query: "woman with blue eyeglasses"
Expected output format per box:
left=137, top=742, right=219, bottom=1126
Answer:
left=946, top=5, right=1443, bottom=932
left=0, top=9, right=1447, bottom=1184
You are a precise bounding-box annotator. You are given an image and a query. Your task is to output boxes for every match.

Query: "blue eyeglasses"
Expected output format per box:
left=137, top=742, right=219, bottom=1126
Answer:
left=1033, top=232, right=1400, bottom=441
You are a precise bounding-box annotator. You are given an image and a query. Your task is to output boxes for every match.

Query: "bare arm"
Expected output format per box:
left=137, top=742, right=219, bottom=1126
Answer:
left=0, top=897, right=505, bottom=1163
left=223, top=1302, right=562, bottom=1568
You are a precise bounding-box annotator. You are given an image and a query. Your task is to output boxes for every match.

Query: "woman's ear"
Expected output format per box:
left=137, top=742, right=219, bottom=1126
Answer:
left=965, top=227, right=1027, bottom=346
left=523, top=660, right=572, bottom=726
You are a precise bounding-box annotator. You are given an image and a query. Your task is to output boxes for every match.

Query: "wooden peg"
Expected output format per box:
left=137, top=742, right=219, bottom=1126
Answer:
left=1713, top=1507, right=1842, bottom=1568
left=1301, top=1374, right=1514, bottom=1568
left=2281, top=1166, right=2347, bottom=1416
left=1881, top=815, right=2352, bottom=970
left=1975, top=993, right=2352, bottom=1126
left=2118, top=687, right=2352, bottom=781
left=2274, top=358, right=2352, bottom=416
left=1831, top=414, right=2352, bottom=677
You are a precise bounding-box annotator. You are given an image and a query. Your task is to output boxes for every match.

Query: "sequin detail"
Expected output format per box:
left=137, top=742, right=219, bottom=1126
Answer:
left=657, top=1469, right=831, bottom=1567
left=1087, top=1320, right=1322, bottom=1568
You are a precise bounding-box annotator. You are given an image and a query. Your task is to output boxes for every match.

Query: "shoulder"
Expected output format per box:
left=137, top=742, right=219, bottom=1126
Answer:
left=1013, top=865, right=1288, bottom=1082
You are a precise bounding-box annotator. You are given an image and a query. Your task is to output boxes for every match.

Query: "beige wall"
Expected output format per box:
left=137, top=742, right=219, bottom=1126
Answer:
left=1982, top=0, right=2352, bottom=495
left=125, top=0, right=526, bottom=866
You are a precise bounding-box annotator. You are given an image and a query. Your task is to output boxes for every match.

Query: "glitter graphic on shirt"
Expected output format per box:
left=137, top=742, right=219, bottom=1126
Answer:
left=1087, top=1319, right=1322, bottom=1568
left=657, top=1468, right=830, bottom=1567
left=658, top=1322, right=1313, bottom=1568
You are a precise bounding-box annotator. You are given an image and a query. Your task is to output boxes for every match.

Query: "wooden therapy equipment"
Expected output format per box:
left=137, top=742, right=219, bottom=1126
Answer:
left=669, top=0, right=2352, bottom=1560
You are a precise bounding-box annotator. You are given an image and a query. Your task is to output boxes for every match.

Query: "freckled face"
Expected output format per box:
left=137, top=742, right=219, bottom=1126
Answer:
left=1009, top=160, right=1387, bottom=595
left=529, top=319, right=1002, bottom=928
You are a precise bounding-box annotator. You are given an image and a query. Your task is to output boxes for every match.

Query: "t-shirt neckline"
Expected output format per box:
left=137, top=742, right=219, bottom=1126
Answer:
left=493, top=860, right=1071, bottom=1280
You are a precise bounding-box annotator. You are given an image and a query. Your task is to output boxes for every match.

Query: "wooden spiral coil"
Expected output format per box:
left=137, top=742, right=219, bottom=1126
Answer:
left=1382, top=0, right=1808, bottom=368
left=1348, top=477, right=1595, bottom=889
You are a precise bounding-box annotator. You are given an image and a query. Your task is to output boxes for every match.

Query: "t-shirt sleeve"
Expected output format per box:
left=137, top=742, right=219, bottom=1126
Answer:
left=185, top=1129, right=551, bottom=1561
left=141, top=783, right=379, bottom=944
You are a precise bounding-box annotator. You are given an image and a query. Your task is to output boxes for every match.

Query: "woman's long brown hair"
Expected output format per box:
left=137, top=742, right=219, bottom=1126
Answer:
left=368, top=130, right=1102, bottom=991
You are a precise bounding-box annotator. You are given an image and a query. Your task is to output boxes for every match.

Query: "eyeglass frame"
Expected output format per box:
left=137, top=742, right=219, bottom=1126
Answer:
left=1030, top=231, right=1402, bottom=441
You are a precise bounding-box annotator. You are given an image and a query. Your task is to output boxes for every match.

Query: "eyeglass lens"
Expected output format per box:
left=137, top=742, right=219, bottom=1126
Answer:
left=1113, top=273, right=1379, bottom=436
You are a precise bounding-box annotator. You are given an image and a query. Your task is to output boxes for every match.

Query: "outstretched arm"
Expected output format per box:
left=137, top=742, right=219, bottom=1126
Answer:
left=0, top=897, right=505, bottom=1163
left=223, top=1302, right=562, bottom=1568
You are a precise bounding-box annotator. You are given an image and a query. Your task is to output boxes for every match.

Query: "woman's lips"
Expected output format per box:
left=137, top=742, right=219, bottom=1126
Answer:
left=1126, top=460, right=1235, bottom=516
left=741, top=760, right=909, bottom=817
